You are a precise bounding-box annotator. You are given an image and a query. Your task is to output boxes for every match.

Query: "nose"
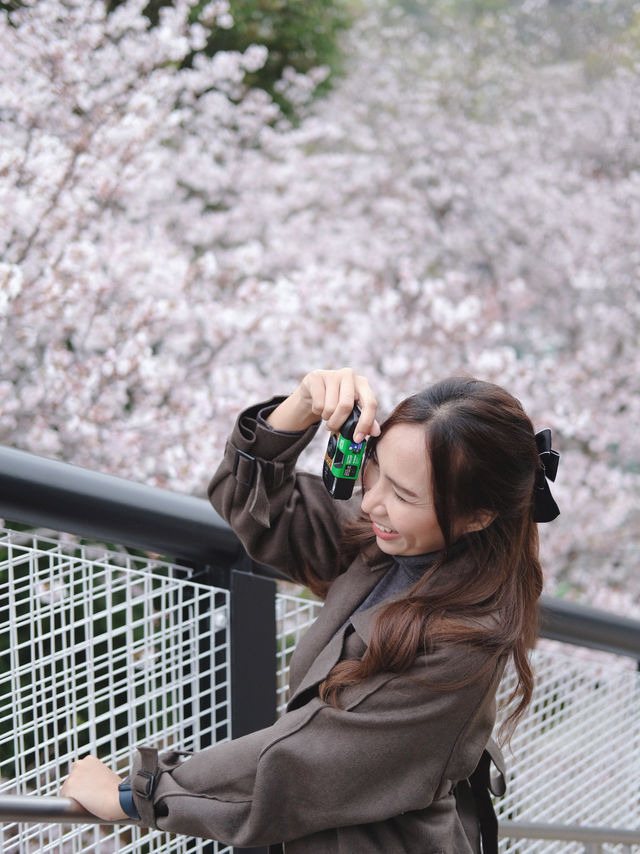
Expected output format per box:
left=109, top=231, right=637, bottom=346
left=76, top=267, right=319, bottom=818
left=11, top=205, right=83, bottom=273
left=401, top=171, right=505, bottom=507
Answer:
left=361, top=479, right=384, bottom=516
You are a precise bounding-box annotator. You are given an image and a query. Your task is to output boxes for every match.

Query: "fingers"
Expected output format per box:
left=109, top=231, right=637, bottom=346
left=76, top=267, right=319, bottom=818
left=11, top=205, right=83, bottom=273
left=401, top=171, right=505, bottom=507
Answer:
left=320, top=371, right=356, bottom=432
left=354, top=381, right=380, bottom=443
left=60, top=755, right=126, bottom=821
left=61, top=755, right=99, bottom=801
left=300, top=369, right=380, bottom=440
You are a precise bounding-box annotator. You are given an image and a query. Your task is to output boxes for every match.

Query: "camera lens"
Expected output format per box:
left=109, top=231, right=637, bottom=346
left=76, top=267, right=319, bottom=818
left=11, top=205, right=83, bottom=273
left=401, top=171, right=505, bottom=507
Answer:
left=327, top=434, right=338, bottom=457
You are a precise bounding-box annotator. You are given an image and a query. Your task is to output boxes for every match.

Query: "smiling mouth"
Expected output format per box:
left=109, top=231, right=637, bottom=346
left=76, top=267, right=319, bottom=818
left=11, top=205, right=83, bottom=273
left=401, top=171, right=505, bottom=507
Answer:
left=371, top=520, right=398, bottom=536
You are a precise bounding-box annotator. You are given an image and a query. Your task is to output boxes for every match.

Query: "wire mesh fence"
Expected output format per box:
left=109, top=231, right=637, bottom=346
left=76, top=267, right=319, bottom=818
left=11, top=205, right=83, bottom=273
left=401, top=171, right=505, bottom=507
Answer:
left=275, top=590, right=640, bottom=854
left=1, top=521, right=638, bottom=853
left=0, top=524, right=232, bottom=854
left=275, top=591, right=321, bottom=716
left=498, top=641, right=640, bottom=853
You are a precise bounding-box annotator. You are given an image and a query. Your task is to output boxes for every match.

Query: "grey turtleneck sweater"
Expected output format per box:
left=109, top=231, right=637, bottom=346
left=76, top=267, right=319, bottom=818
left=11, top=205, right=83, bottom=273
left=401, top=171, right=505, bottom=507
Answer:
left=353, top=551, right=438, bottom=615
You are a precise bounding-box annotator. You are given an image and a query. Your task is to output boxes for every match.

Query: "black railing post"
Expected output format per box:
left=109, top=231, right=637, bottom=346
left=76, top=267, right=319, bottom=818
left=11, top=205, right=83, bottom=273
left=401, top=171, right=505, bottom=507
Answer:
left=216, top=566, right=277, bottom=854
left=189, top=559, right=278, bottom=854
left=229, top=568, right=278, bottom=740
left=204, top=561, right=279, bottom=742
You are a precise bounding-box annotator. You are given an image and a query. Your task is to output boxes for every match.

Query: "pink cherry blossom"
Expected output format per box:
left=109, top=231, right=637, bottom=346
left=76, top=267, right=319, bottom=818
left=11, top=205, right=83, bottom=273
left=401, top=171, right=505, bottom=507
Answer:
left=1, top=0, right=639, bottom=615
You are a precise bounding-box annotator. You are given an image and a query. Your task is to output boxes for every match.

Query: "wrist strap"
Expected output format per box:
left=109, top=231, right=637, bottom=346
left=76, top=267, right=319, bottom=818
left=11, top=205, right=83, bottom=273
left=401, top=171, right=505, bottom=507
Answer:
left=131, top=746, right=159, bottom=827
left=118, top=777, right=140, bottom=820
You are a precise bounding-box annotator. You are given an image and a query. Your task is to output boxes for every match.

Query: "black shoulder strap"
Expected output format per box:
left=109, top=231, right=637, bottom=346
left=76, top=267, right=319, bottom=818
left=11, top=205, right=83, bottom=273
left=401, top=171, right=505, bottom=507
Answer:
left=456, top=739, right=507, bottom=854
left=469, top=750, right=499, bottom=854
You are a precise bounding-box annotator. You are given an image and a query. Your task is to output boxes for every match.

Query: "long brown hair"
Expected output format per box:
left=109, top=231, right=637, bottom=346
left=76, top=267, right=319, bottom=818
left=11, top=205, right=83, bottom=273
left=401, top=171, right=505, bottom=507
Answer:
left=319, top=377, right=544, bottom=738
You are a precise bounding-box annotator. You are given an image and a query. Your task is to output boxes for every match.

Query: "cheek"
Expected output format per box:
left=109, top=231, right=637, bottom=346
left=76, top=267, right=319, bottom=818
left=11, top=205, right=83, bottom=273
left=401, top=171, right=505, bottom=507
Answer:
left=410, top=508, right=441, bottom=537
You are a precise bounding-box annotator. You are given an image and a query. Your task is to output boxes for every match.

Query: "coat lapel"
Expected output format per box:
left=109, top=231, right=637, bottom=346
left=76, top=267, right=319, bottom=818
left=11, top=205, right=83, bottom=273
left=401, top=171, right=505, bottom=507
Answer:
left=286, top=554, right=387, bottom=706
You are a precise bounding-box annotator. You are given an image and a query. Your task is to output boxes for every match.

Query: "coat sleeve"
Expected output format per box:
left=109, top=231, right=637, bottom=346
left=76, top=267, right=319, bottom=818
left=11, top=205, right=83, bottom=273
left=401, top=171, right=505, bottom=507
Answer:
left=207, top=398, right=356, bottom=586
left=129, top=644, right=501, bottom=847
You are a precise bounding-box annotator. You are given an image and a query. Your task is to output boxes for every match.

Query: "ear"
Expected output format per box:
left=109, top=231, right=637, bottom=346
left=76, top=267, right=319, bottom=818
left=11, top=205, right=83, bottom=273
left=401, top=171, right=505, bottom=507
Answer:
left=462, top=509, right=497, bottom=535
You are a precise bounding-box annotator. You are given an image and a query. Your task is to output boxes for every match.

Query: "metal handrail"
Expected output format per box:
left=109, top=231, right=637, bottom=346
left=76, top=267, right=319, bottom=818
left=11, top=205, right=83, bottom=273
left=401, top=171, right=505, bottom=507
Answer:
left=499, top=819, right=640, bottom=845
left=0, top=445, right=242, bottom=567
left=538, top=596, right=640, bottom=660
left=1, top=444, right=640, bottom=659
left=0, top=795, right=638, bottom=848
left=0, top=794, right=137, bottom=825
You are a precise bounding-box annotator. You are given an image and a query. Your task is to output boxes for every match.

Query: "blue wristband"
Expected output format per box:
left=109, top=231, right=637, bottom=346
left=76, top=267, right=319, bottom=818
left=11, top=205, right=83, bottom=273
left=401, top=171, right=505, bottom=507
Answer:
left=118, top=777, right=140, bottom=820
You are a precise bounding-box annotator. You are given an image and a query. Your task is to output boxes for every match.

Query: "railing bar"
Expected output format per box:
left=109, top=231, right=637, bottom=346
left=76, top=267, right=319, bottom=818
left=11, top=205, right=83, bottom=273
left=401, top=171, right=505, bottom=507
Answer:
left=2, top=444, right=640, bottom=660
left=0, top=795, right=138, bottom=825
left=0, top=444, right=241, bottom=566
left=498, top=819, right=640, bottom=844
left=1, top=801, right=639, bottom=844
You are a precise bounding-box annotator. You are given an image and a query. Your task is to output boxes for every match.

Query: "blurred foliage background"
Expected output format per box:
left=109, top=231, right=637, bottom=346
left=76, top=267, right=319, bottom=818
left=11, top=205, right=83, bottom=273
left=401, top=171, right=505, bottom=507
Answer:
left=107, top=0, right=355, bottom=113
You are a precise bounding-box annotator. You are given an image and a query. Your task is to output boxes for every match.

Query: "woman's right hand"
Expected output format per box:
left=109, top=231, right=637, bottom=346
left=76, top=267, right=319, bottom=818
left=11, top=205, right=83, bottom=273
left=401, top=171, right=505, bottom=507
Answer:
left=267, top=368, right=381, bottom=443
left=60, top=755, right=127, bottom=821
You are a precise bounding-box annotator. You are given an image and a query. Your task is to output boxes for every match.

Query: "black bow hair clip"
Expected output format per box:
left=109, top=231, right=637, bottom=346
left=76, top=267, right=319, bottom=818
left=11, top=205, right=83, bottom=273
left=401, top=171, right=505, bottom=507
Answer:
left=534, top=428, right=560, bottom=523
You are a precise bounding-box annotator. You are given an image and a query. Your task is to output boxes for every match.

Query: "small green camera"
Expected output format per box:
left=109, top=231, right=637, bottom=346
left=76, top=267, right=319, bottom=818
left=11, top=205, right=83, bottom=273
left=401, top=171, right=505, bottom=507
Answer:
left=322, top=406, right=367, bottom=500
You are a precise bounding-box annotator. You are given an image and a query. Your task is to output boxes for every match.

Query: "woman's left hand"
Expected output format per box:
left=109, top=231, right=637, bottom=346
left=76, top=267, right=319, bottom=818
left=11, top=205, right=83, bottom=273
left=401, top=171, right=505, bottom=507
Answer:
left=60, top=755, right=128, bottom=821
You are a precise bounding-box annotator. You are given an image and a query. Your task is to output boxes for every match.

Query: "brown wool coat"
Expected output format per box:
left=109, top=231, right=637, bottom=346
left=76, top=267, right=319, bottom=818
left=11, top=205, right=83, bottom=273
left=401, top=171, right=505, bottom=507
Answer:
left=129, top=399, right=505, bottom=853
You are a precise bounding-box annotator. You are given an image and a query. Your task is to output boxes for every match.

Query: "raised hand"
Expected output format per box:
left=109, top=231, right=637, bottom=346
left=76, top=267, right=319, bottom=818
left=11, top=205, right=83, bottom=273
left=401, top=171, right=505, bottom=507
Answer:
left=267, top=368, right=381, bottom=443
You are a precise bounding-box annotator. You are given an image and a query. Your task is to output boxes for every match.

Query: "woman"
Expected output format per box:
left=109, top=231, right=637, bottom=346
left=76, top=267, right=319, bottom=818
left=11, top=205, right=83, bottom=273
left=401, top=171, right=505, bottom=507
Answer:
left=62, top=368, right=560, bottom=852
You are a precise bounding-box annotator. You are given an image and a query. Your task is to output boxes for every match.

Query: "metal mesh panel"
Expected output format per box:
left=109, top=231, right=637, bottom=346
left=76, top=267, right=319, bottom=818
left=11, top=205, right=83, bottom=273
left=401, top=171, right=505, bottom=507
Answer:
left=0, top=525, right=232, bottom=854
left=275, top=591, right=640, bottom=852
left=275, top=592, right=321, bottom=715
left=497, top=643, right=640, bottom=853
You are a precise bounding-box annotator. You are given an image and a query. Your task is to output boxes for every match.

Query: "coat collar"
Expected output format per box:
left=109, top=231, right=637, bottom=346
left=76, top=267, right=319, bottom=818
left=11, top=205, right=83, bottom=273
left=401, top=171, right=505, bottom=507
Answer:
left=286, top=546, right=477, bottom=708
left=286, top=554, right=387, bottom=705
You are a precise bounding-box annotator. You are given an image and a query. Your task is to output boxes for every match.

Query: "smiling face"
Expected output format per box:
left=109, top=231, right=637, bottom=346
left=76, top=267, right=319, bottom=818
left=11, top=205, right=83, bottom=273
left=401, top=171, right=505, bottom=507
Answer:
left=360, top=422, right=446, bottom=556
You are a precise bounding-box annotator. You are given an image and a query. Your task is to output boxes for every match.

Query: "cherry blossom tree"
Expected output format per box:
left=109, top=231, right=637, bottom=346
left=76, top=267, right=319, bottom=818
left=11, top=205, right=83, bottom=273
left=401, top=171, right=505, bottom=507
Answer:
left=0, top=0, right=279, bottom=477
left=1, top=0, right=639, bottom=612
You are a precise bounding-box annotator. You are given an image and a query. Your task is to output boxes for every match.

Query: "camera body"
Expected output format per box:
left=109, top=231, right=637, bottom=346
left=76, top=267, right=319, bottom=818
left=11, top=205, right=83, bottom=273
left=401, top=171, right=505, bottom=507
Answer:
left=322, top=406, right=366, bottom=500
